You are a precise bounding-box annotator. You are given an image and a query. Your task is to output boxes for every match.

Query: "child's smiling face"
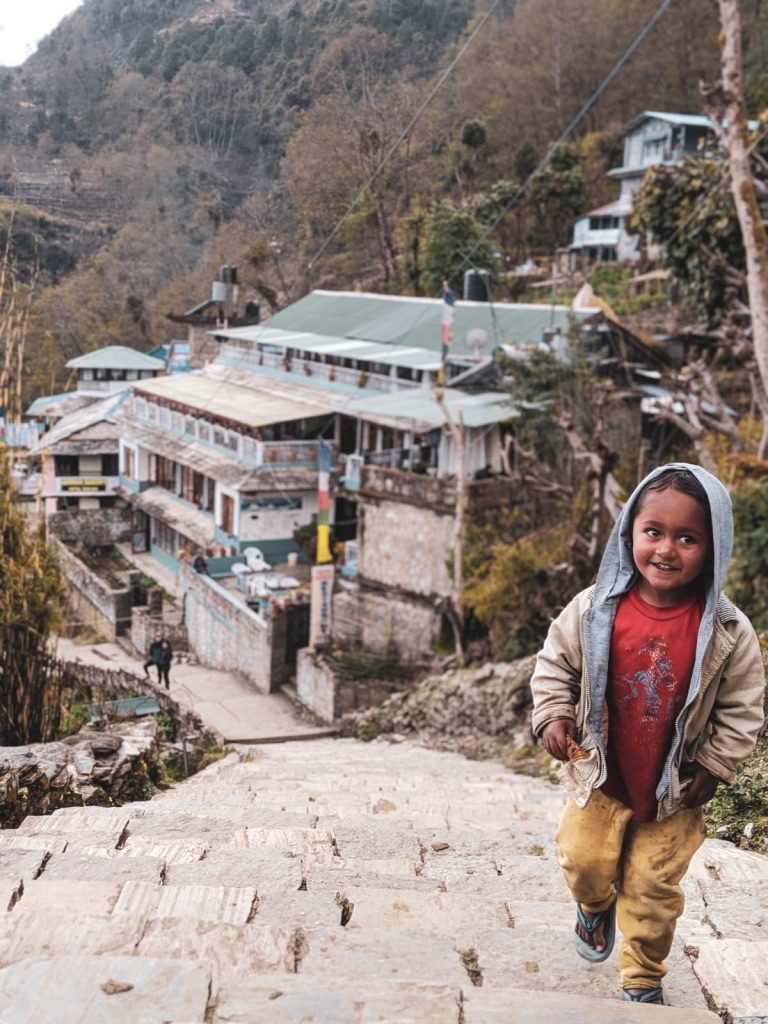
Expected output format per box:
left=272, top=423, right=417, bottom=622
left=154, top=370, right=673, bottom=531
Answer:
left=631, top=487, right=711, bottom=607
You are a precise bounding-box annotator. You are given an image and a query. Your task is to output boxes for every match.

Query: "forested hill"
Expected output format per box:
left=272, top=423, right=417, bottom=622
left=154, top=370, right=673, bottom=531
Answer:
left=1, top=0, right=766, bottom=398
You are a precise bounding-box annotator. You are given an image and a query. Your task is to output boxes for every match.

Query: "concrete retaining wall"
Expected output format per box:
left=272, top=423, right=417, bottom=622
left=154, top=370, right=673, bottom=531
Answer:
left=358, top=500, right=453, bottom=599
left=180, top=564, right=309, bottom=693
left=50, top=508, right=132, bottom=546
left=333, top=585, right=444, bottom=663
left=54, top=539, right=134, bottom=637
left=296, top=648, right=404, bottom=723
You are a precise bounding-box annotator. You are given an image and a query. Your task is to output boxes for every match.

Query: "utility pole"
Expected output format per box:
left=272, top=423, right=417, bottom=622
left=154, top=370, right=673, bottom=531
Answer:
left=432, top=385, right=467, bottom=667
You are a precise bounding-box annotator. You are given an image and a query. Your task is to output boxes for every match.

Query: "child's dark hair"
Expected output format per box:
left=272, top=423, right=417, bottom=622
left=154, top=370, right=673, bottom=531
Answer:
left=633, top=468, right=710, bottom=520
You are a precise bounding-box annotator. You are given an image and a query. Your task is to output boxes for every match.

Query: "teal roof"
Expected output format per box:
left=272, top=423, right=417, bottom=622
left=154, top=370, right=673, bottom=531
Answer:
left=66, top=346, right=165, bottom=371
left=218, top=290, right=593, bottom=361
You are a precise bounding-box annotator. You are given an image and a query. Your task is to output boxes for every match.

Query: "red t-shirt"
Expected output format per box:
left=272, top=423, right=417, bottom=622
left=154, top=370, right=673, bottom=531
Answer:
left=601, top=586, right=704, bottom=822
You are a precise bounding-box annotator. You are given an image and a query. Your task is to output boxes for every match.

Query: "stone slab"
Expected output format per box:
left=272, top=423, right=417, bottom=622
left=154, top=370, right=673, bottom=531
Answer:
left=460, top=986, right=717, bottom=1023
left=342, top=887, right=510, bottom=943
left=0, top=912, right=144, bottom=966
left=41, top=852, right=165, bottom=884
left=298, top=926, right=466, bottom=985
left=113, top=881, right=257, bottom=924
left=476, top=927, right=711, bottom=1012
left=689, top=939, right=768, bottom=1018
left=0, top=953, right=211, bottom=1024
left=110, top=838, right=210, bottom=862
left=167, top=849, right=303, bottom=891
left=16, top=808, right=133, bottom=836
left=212, top=976, right=461, bottom=1023
left=254, top=891, right=342, bottom=929
left=17, top=879, right=123, bottom=917
left=135, top=918, right=296, bottom=975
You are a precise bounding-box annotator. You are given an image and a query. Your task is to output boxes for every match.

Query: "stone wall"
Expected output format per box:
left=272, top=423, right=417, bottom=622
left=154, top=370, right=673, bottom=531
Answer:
left=332, top=583, right=444, bottom=663
left=358, top=499, right=453, bottom=599
left=180, top=564, right=309, bottom=693
left=296, top=648, right=406, bottom=724
left=49, top=508, right=132, bottom=546
left=54, top=538, right=134, bottom=637
left=0, top=722, right=159, bottom=829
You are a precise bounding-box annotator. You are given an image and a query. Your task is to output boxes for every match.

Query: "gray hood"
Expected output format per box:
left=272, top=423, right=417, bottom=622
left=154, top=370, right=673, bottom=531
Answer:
left=594, top=461, right=732, bottom=606
left=584, top=463, right=733, bottom=771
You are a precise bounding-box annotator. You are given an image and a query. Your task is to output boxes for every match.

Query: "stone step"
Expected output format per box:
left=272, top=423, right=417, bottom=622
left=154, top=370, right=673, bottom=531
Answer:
left=0, top=737, right=762, bottom=1022
left=0, top=954, right=211, bottom=1024
left=460, top=986, right=716, bottom=1022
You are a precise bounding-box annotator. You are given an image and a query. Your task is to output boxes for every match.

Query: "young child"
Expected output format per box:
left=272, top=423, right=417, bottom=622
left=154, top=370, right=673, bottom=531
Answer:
left=530, top=463, right=765, bottom=1005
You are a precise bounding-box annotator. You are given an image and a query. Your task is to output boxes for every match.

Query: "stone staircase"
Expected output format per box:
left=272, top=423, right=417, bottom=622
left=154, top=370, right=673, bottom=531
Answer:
left=0, top=738, right=766, bottom=1023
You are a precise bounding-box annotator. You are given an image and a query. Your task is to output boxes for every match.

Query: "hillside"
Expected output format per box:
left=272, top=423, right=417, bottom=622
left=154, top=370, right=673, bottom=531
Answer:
left=1, top=0, right=765, bottom=396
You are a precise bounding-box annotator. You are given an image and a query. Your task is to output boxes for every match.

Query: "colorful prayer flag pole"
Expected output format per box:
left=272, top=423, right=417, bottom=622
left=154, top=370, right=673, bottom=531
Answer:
left=316, top=438, right=333, bottom=563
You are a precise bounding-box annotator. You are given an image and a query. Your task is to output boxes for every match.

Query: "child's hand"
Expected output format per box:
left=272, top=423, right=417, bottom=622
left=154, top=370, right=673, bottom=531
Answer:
left=680, top=763, right=720, bottom=808
left=541, top=718, right=577, bottom=761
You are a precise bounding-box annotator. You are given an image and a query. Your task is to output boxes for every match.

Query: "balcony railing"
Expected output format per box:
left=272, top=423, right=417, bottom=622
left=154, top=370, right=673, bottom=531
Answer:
left=220, top=342, right=422, bottom=393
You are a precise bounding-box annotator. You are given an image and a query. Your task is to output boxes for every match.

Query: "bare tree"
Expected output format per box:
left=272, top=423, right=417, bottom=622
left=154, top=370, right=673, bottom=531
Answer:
left=716, top=0, right=768, bottom=458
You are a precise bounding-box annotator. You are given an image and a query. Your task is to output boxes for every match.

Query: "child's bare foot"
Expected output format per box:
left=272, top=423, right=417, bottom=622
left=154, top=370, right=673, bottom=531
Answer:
left=573, top=901, right=616, bottom=962
left=576, top=907, right=606, bottom=951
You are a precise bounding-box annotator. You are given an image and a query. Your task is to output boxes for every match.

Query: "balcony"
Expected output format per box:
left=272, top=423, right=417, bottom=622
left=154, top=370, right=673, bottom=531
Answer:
left=53, top=474, right=120, bottom=496
left=219, top=341, right=423, bottom=394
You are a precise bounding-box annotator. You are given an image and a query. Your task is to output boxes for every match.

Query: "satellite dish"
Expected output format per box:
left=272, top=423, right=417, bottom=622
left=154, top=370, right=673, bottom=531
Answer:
left=466, top=327, right=489, bottom=360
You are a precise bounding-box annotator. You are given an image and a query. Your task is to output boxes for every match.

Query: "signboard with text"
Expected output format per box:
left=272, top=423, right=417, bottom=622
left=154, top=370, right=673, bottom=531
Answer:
left=309, top=564, right=335, bottom=647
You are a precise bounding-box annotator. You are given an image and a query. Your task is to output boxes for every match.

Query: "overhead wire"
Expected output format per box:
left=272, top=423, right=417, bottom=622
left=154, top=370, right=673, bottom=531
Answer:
left=305, top=0, right=507, bottom=275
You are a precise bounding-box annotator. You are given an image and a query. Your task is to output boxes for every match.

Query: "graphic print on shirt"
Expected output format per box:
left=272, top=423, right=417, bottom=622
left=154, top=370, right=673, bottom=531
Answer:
left=614, top=635, right=677, bottom=722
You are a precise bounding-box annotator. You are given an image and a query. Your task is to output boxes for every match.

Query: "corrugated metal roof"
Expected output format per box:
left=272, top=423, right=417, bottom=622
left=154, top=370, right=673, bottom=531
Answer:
left=119, top=486, right=216, bottom=548
left=344, top=388, right=518, bottom=431
left=132, top=371, right=338, bottom=429
left=217, top=290, right=593, bottom=359
left=35, top=392, right=129, bottom=451
left=66, top=346, right=166, bottom=371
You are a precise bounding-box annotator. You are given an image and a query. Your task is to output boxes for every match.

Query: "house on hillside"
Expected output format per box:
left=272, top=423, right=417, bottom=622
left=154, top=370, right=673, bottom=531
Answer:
left=30, top=346, right=166, bottom=524
left=570, top=111, right=715, bottom=265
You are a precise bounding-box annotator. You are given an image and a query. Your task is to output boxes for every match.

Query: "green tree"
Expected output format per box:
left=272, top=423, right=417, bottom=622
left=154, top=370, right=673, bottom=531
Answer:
left=419, top=200, right=499, bottom=296
left=0, top=459, right=66, bottom=744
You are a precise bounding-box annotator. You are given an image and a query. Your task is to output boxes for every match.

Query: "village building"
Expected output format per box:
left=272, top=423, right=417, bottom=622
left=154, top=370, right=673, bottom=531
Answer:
left=570, top=111, right=714, bottom=265
left=30, top=346, right=166, bottom=519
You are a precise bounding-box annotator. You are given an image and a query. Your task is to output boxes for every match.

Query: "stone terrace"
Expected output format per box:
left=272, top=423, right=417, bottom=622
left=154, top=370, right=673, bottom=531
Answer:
left=0, top=738, right=766, bottom=1023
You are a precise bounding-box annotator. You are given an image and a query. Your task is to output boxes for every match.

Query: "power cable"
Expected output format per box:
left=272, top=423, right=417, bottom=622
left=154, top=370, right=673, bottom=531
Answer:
left=458, top=0, right=676, bottom=273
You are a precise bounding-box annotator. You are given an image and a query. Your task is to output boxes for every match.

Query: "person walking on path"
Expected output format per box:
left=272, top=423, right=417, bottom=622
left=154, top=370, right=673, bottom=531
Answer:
left=530, top=463, right=765, bottom=1006
left=143, top=632, right=164, bottom=680
left=157, top=638, right=173, bottom=689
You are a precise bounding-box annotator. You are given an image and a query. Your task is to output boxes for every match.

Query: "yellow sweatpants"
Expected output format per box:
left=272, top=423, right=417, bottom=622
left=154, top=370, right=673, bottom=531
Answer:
left=556, top=788, right=707, bottom=991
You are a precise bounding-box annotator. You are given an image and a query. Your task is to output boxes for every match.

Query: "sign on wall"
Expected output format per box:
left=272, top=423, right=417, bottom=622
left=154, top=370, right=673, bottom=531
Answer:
left=309, top=564, right=335, bottom=647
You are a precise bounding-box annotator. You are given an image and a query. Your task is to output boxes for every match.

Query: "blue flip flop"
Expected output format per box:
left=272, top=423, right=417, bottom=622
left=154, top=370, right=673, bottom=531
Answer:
left=622, top=987, right=664, bottom=1004
left=574, top=900, right=616, bottom=963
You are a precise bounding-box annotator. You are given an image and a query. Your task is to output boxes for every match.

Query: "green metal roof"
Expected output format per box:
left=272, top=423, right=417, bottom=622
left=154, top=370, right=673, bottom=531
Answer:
left=219, top=290, right=593, bottom=361
left=66, top=346, right=166, bottom=371
left=344, top=388, right=518, bottom=431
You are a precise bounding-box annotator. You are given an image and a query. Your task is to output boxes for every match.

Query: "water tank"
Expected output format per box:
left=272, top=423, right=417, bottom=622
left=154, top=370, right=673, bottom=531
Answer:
left=463, top=269, right=491, bottom=302
left=244, top=300, right=261, bottom=322
left=212, top=281, right=227, bottom=303
left=220, top=265, right=238, bottom=284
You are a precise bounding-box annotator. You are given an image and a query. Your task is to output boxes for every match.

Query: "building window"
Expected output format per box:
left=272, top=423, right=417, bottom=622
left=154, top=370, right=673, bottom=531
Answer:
left=123, top=446, right=136, bottom=479
left=155, top=455, right=176, bottom=491
left=220, top=493, right=235, bottom=536
left=152, top=519, right=177, bottom=554
left=54, top=455, right=80, bottom=476
left=102, top=453, right=119, bottom=476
